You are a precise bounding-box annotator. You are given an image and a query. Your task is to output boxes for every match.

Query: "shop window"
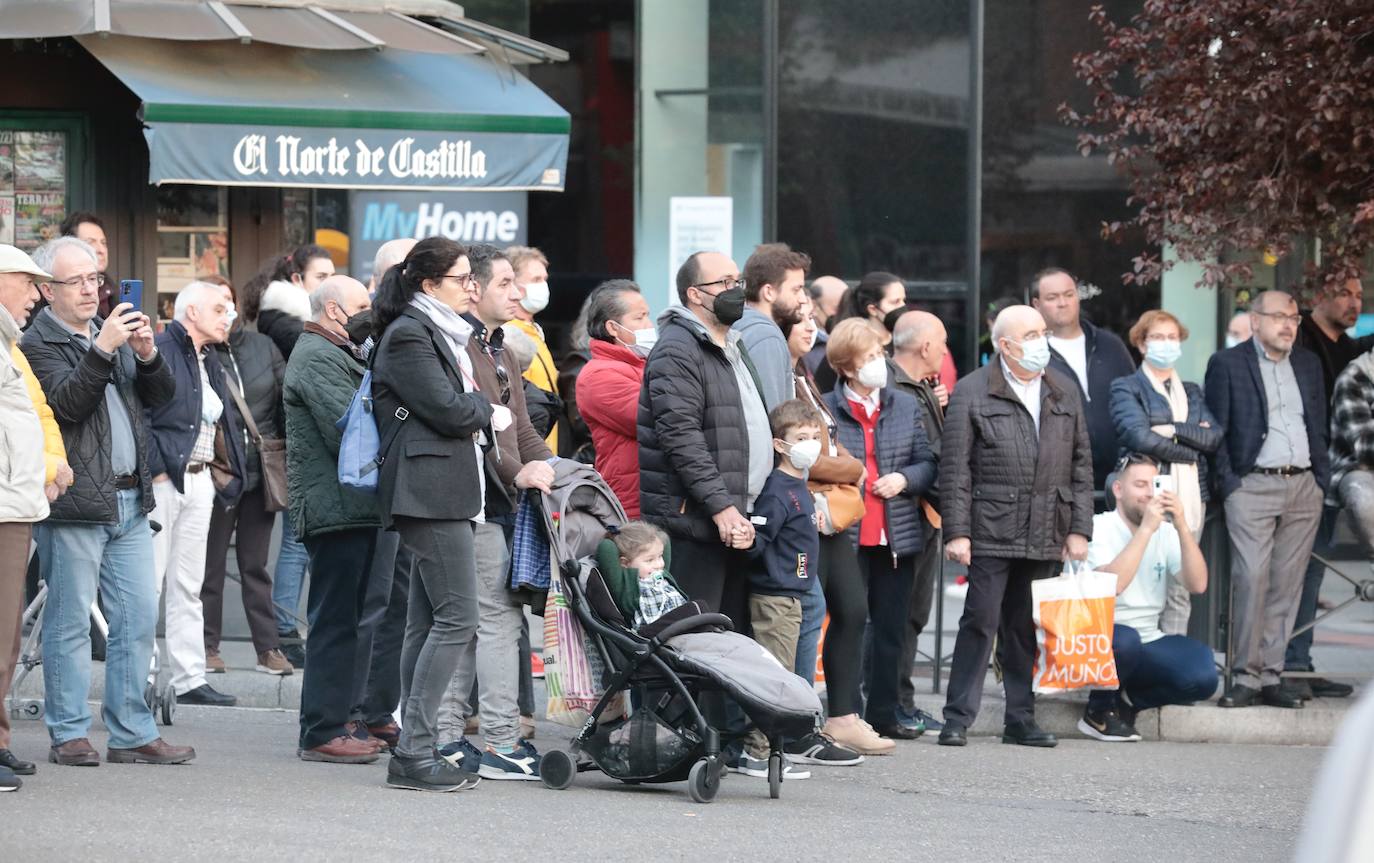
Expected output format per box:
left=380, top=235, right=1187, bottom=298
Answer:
left=155, top=185, right=227, bottom=322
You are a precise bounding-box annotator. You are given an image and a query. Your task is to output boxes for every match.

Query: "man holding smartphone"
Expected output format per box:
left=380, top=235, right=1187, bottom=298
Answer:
left=22, top=237, right=195, bottom=766
left=1078, top=454, right=1216, bottom=742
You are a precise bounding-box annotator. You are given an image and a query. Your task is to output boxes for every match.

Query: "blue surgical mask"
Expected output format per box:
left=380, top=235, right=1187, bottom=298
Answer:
left=1144, top=339, right=1183, bottom=370
left=1012, top=335, right=1051, bottom=374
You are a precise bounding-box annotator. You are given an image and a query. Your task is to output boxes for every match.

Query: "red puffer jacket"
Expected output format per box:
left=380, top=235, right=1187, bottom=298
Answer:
left=577, top=339, right=647, bottom=518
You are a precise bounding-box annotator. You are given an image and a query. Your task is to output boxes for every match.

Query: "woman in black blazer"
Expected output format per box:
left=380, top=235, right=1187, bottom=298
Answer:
left=371, top=237, right=494, bottom=793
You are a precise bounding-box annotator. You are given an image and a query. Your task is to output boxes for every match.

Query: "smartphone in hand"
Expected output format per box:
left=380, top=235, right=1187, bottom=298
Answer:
left=119, top=279, right=143, bottom=314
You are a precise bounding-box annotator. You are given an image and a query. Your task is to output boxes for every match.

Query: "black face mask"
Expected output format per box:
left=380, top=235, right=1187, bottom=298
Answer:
left=708, top=286, right=746, bottom=326
left=344, top=309, right=373, bottom=345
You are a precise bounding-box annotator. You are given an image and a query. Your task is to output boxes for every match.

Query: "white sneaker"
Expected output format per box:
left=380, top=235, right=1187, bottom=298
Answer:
left=730, top=752, right=811, bottom=780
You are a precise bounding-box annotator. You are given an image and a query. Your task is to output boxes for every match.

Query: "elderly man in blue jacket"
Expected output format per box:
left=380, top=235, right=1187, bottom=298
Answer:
left=1205, top=290, right=1328, bottom=710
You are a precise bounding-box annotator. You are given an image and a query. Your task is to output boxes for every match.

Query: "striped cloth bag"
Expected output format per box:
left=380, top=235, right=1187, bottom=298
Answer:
left=543, top=562, right=624, bottom=726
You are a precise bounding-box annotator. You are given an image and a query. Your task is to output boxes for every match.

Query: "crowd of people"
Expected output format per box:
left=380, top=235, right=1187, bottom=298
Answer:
left=0, top=227, right=1366, bottom=793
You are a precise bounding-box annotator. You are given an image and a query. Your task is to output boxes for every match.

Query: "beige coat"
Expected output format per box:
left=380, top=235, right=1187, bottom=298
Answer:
left=0, top=305, right=49, bottom=522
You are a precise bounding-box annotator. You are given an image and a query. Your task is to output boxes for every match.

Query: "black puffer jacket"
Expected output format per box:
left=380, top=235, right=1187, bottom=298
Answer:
left=20, top=307, right=176, bottom=523
left=216, top=326, right=285, bottom=493
left=638, top=307, right=765, bottom=543
left=940, top=363, right=1094, bottom=560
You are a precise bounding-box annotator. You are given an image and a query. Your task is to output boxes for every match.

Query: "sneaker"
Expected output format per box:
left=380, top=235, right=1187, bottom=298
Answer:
left=0, top=766, right=20, bottom=792
left=387, top=752, right=479, bottom=792
left=256, top=649, right=293, bottom=676
left=730, top=752, right=811, bottom=780
left=478, top=742, right=542, bottom=781
left=205, top=647, right=226, bottom=674
left=784, top=732, right=863, bottom=766
left=822, top=716, right=896, bottom=756
left=437, top=738, right=484, bottom=774
left=530, top=652, right=545, bottom=679
left=898, top=706, right=944, bottom=732
left=1077, top=706, right=1141, bottom=743
left=278, top=631, right=306, bottom=669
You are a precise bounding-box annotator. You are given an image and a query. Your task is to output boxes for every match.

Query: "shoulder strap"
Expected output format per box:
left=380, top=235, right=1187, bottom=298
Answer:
left=222, top=368, right=263, bottom=445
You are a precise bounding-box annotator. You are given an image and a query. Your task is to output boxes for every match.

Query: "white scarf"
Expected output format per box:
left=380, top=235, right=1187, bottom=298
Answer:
left=1146, top=368, right=1203, bottom=535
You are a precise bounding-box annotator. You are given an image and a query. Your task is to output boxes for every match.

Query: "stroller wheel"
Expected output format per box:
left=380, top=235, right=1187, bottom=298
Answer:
left=143, top=682, right=157, bottom=713
left=159, top=683, right=176, bottom=726
left=767, top=753, right=782, bottom=800
left=688, top=758, right=719, bottom=804
left=540, top=749, right=576, bottom=791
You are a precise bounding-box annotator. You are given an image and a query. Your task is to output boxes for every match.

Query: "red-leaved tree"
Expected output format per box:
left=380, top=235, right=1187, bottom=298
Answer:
left=1063, top=1, right=1374, bottom=295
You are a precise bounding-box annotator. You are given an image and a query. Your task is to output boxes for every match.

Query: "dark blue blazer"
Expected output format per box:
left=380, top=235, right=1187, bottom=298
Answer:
left=1203, top=341, right=1329, bottom=499
left=1108, top=368, right=1223, bottom=501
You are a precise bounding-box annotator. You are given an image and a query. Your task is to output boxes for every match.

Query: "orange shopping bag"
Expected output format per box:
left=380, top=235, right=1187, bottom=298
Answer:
left=1031, top=563, right=1119, bottom=693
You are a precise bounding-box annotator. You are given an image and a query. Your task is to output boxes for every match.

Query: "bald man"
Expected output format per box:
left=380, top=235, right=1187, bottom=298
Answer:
left=283, top=273, right=384, bottom=763
left=802, top=276, right=848, bottom=373
left=938, top=304, right=1093, bottom=747
left=370, top=238, right=417, bottom=294
left=888, top=310, right=950, bottom=731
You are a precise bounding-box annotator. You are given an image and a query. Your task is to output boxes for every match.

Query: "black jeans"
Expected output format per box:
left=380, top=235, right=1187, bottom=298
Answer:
left=351, top=530, right=411, bottom=726
left=395, top=517, right=479, bottom=757
left=668, top=536, right=751, bottom=631
left=943, top=556, right=1054, bottom=728
left=858, top=546, right=916, bottom=727
left=817, top=533, right=867, bottom=716
left=202, top=484, right=281, bottom=655
left=299, top=528, right=377, bottom=749
left=898, top=522, right=941, bottom=711
left=1285, top=505, right=1339, bottom=671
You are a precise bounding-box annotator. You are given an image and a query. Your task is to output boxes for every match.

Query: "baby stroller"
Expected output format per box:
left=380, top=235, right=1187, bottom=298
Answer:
left=530, top=466, right=822, bottom=802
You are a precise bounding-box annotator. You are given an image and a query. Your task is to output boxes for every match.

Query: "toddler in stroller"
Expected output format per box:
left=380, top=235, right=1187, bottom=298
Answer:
left=531, top=469, right=822, bottom=802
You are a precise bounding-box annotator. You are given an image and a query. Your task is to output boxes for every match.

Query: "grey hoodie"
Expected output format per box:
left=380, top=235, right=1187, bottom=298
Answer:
left=732, top=305, right=793, bottom=411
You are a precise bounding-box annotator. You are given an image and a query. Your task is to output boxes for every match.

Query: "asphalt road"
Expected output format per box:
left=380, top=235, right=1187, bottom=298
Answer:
left=5, top=706, right=1323, bottom=862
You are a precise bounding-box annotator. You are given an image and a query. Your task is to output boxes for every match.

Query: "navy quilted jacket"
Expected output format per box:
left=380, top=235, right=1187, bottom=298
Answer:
left=824, top=384, right=937, bottom=557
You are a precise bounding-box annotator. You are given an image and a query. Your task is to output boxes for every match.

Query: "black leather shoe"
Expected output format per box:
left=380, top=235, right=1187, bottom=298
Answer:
left=871, top=722, right=922, bottom=741
left=0, top=748, right=35, bottom=775
left=1310, top=677, right=1354, bottom=699
left=1002, top=719, right=1058, bottom=748
left=177, top=684, right=238, bottom=707
left=1261, top=684, right=1304, bottom=709
left=1283, top=677, right=1313, bottom=701
left=1218, top=684, right=1259, bottom=708
left=937, top=724, right=968, bottom=747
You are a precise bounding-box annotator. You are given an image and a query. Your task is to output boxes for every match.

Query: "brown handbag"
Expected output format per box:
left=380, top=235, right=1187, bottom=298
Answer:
left=809, top=481, right=866, bottom=534
left=222, top=370, right=289, bottom=512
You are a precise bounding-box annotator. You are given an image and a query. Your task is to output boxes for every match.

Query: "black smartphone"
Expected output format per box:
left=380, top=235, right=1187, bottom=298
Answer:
left=119, top=279, right=143, bottom=314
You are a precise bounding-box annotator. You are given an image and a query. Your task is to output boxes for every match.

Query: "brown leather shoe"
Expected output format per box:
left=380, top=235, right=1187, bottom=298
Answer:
left=366, top=720, right=401, bottom=752
left=299, top=735, right=380, bottom=764
left=107, top=738, right=196, bottom=765
left=345, top=720, right=385, bottom=751
left=49, top=738, right=100, bottom=767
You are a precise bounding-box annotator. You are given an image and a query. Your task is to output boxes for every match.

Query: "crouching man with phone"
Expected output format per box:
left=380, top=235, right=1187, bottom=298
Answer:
left=1078, top=453, right=1217, bottom=742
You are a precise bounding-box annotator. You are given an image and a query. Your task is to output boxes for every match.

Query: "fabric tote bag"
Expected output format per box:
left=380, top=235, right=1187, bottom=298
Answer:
left=1032, top=563, right=1120, bottom=693
left=543, top=561, right=625, bottom=726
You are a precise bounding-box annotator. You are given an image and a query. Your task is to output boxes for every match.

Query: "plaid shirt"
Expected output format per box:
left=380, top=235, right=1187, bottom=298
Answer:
left=188, top=350, right=221, bottom=467
left=509, top=491, right=552, bottom=591
left=633, top=571, right=687, bottom=629
left=1328, top=359, right=1374, bottom=504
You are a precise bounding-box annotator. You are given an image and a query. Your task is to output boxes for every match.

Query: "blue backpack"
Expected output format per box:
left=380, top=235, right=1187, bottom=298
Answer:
left=336, top=368, right=407, bottom=494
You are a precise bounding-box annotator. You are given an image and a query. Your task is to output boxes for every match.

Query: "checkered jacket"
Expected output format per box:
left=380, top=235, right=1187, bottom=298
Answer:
left=1328, top=360, right=1374, bottom=504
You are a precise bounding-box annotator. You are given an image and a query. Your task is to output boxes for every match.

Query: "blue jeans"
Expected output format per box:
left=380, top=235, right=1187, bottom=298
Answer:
left=1088, top=625, right=1219, bottom=712
left=273, top=515, right=310, bottom=635
left=36, top=489, right=160, bottom=749
left=792, top=574, right=826, bottom=685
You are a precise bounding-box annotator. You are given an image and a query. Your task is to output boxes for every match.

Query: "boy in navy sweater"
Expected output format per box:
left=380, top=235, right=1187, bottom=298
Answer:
left=737, top=399, right=825, bottom=774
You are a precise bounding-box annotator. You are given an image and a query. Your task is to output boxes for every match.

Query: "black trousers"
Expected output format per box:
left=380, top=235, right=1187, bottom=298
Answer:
left=351, top=530, right=411, bottom=726
left=858, top=546, right=916, bottom=726
left=818, top=533, right=867, bottom=717
left=299, top=528, right=377, bottom=749
left=943, top=556, right=1055, bottom=728
left=668, top=536, right=751, bottom=633
left=202, top=484, right=280, bottom=655
left=898, top=522, right=941, bottom=711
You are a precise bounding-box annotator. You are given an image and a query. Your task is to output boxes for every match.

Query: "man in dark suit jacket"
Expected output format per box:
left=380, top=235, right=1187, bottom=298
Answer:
left=1204, top=290, right=1328, bottom=709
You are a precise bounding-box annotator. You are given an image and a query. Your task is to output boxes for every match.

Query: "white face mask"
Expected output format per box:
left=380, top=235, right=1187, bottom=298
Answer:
left=1224, top=335, right=1242, bottom=349
left=614, top=321, right=657, bottom=357
left=781, top=438, right=822, bottom=471
left=856, top=355, right=888, bottom=389
left=1011, top=335, right=1051, bottom=374
left=519, top=281, right=549, bottom=314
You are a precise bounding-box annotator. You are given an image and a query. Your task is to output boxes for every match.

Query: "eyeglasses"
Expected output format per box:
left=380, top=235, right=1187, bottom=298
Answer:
left=441, top=273, right=477, bottom=288
left=1143, top=333, right=1181, bottom=342
left=476, top=330, right=512, bottom=405
left=1254, top=311, right=1302, bottom=326
left=690, top=276, right=745, bottom=293
left=51, top=273, right=107, bottom=289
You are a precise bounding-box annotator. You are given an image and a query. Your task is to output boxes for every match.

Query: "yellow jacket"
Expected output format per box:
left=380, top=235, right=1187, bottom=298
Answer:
left=13, top=343, right=66, bottom=484
left=507, top=317, right=560, bottom=451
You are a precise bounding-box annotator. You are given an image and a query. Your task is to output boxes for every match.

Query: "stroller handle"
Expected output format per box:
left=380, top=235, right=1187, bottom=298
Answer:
left=648, top=612, right=734, bottom=648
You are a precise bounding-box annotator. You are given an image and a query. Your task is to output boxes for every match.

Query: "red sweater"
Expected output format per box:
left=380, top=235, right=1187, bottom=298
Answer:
left=848, top=396, right=886, bottom=547
left=577, top=340, right=647, bottom=518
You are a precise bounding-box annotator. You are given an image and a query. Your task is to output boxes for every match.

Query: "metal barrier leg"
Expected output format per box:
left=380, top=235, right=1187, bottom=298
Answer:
left=933, top=536, right=944, bottom=695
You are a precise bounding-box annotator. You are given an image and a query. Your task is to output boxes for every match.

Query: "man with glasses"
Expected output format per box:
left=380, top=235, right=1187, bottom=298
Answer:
left=1206, top=290, right=1329, bottom=709
left=432, top=243, right=555, bottom=778
left=21, top=237, right=195, bottom=766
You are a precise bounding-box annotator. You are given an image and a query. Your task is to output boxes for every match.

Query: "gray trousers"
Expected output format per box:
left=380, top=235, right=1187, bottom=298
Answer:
left=1223, top=472, right=1323, bottom=688
left=395, top=518, right=478, bottom=758
left=435, top=521, right=524, bottom=749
